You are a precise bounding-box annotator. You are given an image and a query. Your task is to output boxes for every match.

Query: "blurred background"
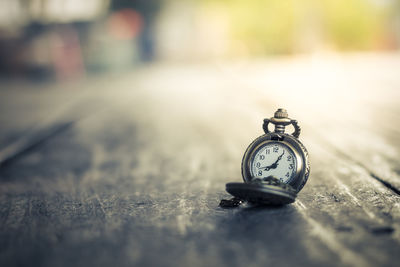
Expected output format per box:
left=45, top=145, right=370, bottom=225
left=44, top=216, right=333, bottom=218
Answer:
left=0, top=0, right=399, bottom=81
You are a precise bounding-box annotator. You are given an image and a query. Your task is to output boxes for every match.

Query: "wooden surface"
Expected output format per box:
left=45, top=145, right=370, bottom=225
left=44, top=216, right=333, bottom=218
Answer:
left=0, top=53, right=400, bottom=267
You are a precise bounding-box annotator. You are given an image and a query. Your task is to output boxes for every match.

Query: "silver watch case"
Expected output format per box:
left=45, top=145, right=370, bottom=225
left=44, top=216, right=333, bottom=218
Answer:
left=241, top=132, right=310, bottom=193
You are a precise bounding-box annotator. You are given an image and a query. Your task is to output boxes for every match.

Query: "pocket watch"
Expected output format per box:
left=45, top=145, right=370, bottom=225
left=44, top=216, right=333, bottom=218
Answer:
left=224, top=108, right=310, bottom=206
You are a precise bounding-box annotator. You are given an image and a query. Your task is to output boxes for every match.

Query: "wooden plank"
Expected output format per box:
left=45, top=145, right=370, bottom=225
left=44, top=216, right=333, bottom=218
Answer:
left=1, top=105, right=397, bottom=266
left=0, top=55, right=400, bottom=267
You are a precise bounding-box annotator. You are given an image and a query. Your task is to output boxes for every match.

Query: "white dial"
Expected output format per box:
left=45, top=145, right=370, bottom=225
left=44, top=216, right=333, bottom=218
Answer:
left=250, top=142, right=297, bottom=183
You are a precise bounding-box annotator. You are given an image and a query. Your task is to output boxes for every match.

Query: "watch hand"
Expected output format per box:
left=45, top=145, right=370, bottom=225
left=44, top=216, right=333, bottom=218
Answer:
left=269, top=162, right=278, bottom=169
left=274, top=151, right=285, bottom=165
left=268, top=151, right=285, bottom=170
left=257, top=164, right=273, bottom=170
left=257, top=151, right=285, bottom=171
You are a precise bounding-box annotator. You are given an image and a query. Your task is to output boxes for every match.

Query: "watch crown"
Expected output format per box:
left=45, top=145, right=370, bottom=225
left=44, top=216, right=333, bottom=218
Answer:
left=274, top=108, right=288, bottom=119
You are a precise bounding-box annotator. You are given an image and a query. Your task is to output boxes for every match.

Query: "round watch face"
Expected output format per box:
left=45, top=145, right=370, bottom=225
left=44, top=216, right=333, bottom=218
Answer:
left=250, top=142, right=297, bottom=183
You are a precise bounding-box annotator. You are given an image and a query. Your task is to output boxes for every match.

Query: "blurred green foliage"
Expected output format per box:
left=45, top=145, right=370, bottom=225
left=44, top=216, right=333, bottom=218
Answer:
left=322, top=0, right=384, bottom=50
left=201, top=0, right=397, bottom=54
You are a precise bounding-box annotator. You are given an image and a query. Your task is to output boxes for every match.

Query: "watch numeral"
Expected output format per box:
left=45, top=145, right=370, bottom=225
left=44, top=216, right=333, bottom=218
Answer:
left=285, top=172, right=290, bottom=178
left=287, top=155, right=292, bottom=161
left=289, top=164, right=293, bottom=170
left=279, top=178, right=284, bottom=182
left=273, top=146, right=278, bottom=153
left=259, top=155, right=265, bottom=160
left=266, top=149, right=270, bottom=154
left=258, top=170, right=263, bottom=176
left=256, top=162, right=261, bottom=167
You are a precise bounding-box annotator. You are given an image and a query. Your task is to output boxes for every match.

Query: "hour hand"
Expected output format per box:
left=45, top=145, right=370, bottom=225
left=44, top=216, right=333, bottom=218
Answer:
left=257, top=162, right=277, bottom=171
left=257, top=151, right=285, bottom=170
left=267, top=163, right=278, bottom=170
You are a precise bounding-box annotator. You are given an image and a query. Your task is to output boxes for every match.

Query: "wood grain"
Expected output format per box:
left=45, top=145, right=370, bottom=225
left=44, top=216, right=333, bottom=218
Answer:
left=0, top=54, right=399, bottom=267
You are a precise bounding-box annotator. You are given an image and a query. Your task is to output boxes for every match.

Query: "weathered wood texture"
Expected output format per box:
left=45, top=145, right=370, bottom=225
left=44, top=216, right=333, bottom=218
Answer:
left=0, top=54, right=399, bottom=267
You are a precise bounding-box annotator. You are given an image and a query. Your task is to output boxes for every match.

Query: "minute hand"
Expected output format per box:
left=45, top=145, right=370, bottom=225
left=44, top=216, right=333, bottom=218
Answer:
left=258, top=151, right=285, bottom=171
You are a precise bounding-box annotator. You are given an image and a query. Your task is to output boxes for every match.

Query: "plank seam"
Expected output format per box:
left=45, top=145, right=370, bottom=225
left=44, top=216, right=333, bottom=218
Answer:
left=0, top=121, right=74, bottom=168
left=312, top=132, right=400, bottom=196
